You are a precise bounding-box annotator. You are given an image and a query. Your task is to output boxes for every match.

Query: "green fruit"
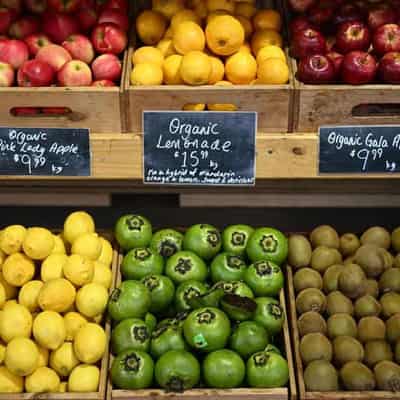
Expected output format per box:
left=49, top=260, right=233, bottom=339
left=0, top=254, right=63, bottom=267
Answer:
left=144, top=313, right=157, bottom=333
left=183, top=307, right=231, bottom=352
left=212, top=281, right=254, bottom=298
left=155, top=350, right=200, bottom=391
left=253, top=297, right=284, bottom=335
left=108, top=281, right=151, bottom=322
left=150, top=325, right=187, bottom=359
left=246, top=228, right=288, bottom=265
left=150, top=229, right=184, bottom=258
left=175, top=280, right=208, bottom=311
left=265, top=344, right=281, bottom=355
left=121, top=248, right=164, bottom=280
left=115, top=215, right=152, bottom=251
left=203, top=349, right=245, bottom=388
left=222, top=225, right=254, bottom=256
left=220, top=294, right=257, bottom=321
left=141, top=275, right=175, bottom=314
left=304, top=360, right=338, bottom=391
left=246, top=351, right=289, bottom=388
left=183, top=224, right=221, bottom=260
left=288, top=234, right=312, bottom=269
left=111, top=350, right=153, bottom=389
left=165, top=251, right=208, bottom=284
left=111, top=318, right=150, bottom=355
left=210, top=253, right=246, bottom=283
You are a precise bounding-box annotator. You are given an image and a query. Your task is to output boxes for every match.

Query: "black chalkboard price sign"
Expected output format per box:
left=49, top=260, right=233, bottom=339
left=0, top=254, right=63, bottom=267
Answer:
left=143, top=111, right=256, bottom=186
left=319, top=126, right=400, bottom=174
left=0, top=127, right=90, bottom=176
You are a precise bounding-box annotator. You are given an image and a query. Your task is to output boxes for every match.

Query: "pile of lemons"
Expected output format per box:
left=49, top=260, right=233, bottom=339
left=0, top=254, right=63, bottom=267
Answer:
left=0, top=211, right=113, bottom=393
left=131, top=0, right=290, bottom=92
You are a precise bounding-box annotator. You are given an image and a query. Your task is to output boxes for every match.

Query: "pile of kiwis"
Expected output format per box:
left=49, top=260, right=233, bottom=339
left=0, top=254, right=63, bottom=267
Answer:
left=289, top=225, right=400, bottom=392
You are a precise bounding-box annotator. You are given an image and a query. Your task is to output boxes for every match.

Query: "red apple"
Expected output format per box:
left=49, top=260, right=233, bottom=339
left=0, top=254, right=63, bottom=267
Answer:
left=98, top=8, right=128, bottom=31
left=92, top=53, right=121, bottom=81
left=36, top=43, right=71, bottom=71
left=75, top=8, right=97, bottom=32
left=42, top=12, right=80, bottom=43
left=77, top=0, right=95, bottom=9
left=0, top=0, right=22, bottom=14
left=102, top=0, right=128, bottom=13
left=24, top=0, right=47, bottom=14
left=291, top=28, right=326, bottom=59
left=24, top=33, right=51, bottom=55
left=91, top=23, right=127, bottom=54
left=336, top=21, right=371, bottom=53
left=326, top=51, right=344, bottom=76
left=290, top=16, right=315, bottom=36
left=0, top=61, right=13, bottom=85
left=57, top=59, right=92, bottom=86
left=0, top=39, right=28, bottom=69
left=333, top=3, right=364, bottom=28
left=48, top=0, right=79, bottom=13
left=326, top=36, right=336, bottom=51
left=368, top=6, right=396, bottom=31
left=17, top=59, right=54, bottom=86
left=378, top=51, right=400, bottom=82
left=307, top=2, right=335, bottom=27
left=62, top=34, right=94, bottom=64
left=297, top=54, right=336, bottom=83
left=341, top=50, right=377, bottom=84
left=373, top=24, right=400, bottom=55
left=91, top=79, right=115, bottom=86
left=288, top=0, right=316, bottom=13
left=0, top=8, right=12, bottom=34
left=12, top=107, right=41, bottom=115
left=9, top=16, right=40, bottom=39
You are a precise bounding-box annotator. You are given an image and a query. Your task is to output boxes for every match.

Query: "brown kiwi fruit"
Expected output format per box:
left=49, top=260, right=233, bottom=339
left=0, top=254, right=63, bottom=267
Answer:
left=358, top=316, right=386, bottom=343
left=340, top=361, right=376, bottom=390
left=395, top=340, right=400, bottom=364
left=387, top=314, right=400, bottom=343
left=333, top=336, right=364, bottom=366
left=364, top=340, right=393, bottom=368
left=380, top=268, right=400, bottom=294
left=300, top=333, right=333, bottom=365
left=327, top=313, right=357, bottom=339
left=298, top=311, right=327, bottom=337
left=338, top=263, right=367, bottom=299
left=293, top=268, right=323, bottom=293
left=326, top=291, right=354, bottom=316
left=304, top=360, right=339, bottom=391
left=381, top=292, right=400, bottom=318
left=311, top=246, right=342, bottom=274
left=344, top=255, right=357, bottom=265
left=355, top=244, right=392, bottom=278
left=392, top=227, right=400, bottom=253
left=354, top=295, right=382, bottom=319
left=361, top=226, right=391, bottom=250
left=296, top=288, right=326, bottom=315
left=394, top=254, right=400, bottom=269
left=310, top=225, right=340, bottom=249
left=323, top=264, right=344, bottom=294
left=374, top=360, right=400, bottom=391
left=340, top=233, right=360, bottom=257
left=288, top=234, right=312, bottom=269
left=365, top=279, right=379, bottom=298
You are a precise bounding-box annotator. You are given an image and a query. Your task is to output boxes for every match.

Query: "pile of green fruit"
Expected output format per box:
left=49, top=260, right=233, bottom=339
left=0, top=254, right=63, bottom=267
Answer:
left=289, top=225, right=400, bottom=392
left=108, top=215, right=290, bottom=391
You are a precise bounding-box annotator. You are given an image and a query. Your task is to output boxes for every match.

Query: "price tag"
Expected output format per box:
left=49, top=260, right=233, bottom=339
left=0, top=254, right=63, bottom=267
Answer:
left=0, top=127, right=90, bottom=176
left=143, top=111, right=256, bottom=186
left=319, top=126, right=400, bottom=174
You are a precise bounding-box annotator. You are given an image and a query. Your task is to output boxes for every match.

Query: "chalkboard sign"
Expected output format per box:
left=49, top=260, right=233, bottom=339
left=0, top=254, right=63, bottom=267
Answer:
left=0, top=127, right=90, bottom=176
left=143, top=111, right=256, bottom=186
left=319, top=125, right=400, bottom=174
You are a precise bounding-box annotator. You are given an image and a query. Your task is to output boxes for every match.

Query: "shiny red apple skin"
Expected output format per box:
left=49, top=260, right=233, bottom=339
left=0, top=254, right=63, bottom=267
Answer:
left=92, top=53, right=121, bottom=81
left=335, top=21, right=371, bottom=53
left=326, top=51, right=344, bottom=76
left=378, top=51, right=400, bottom=82
left=297, top=54, right=336, bottom=83
left=289, top=16, right=315, bottom=37
left=91, top=23, right=127, bottom=55
left=17, top=58, right=54, bottom=86
left=0, top=0, right=22, bottom=15
left=341, top=50, right=377, bottom=84
left=333, top=3, right=365, bottom=28
left=36, top=43, right=71, bottom=71
left=24, top=33, right=51, bottom=55
left=62, top=34, right=94, bottom=64
left=0, top=39, right=29, bottom=69
left=24, top=0, right=47, bottom=14
left=291, top=28, right=327, bottom=59
left=368, top=6, right=396, bottom=31
left=373, top=24, right=400, bottom=55
left=48, top=0, right=79, bottom=13
left=76, top=8, right=97, bottom=32
left=57, top=59, right=92, bottom=86
left=307, top=2, right=335, bottom=27
left=100, top=0, right=128, bottom=13
left=42, top=12, right=80, bottom=43
left=98, top=8, right=128, bottom=31
left=0, top=8, right=13, bottom=34
left=9, top=15, right=40, bottom=39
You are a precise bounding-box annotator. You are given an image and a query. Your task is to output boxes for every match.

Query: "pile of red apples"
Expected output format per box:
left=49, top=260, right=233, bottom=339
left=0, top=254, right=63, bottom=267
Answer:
left=0, top=0, right=129, bottom=88
left=289, top=0, right=400, bottom=84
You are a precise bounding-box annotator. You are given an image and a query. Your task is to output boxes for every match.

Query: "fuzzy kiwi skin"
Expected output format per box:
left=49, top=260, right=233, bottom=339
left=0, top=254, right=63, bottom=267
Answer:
left=326, top=291, right=354, bottom=316
left=364, top=340, right=393, bottom=368
left=340, top=233, right=360, bottom=257
left=379, top=268, right=400, bottom=294
left=333, top=336, right=364, bottom=367
left=355, top=244, right=392, bottom=278
left=380, top=292, right=400, bottom=319
left=293, top=268, right=323, bottom=293
left=296, top=288, right=326, bottom=315
left=392, top=227, right=400, bottom=253
left=304, top=360, right=339, bottom=391
left=365, top=279, right=379, bottom=298
left=387, top=314, right=400, bottom=343
left=311, top=246, right=342, bottom=274
left=327, top=313, right=357, bottom=340
left=297, top=311, right=327, bottom=337
left=323, top=264, right=344, bottom=294
left=358, top=316, right=386, bottom=343
left=300, top=333, right=333, bottom=365
left=361, top=226, right=391, bottom=250
left=288, top=234, right=312, bottom=269
left=310, top=225, right=340, bottom=249
left=340, top=361, right=376, bottom=391
left=354, top=295, right=382, bottom=319
left=374, top=361, right=400, bottom=391
left=338, top=263, right=367, bottom=299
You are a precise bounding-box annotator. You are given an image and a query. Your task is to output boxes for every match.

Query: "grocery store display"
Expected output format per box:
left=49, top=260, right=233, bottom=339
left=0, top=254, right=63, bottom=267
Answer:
left=109, top=215, right=290, bottom=391
left=289, top=224, right=400, bottom=392
left=0, top=211, right=113, bottom=393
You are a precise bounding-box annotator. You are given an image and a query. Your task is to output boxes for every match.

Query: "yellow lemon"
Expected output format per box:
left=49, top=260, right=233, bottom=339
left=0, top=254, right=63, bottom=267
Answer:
left=76, top=283, right=108, bottom=318
left=0, top=225, right=26, bottom=255
left=163, top=26, right=173, bottom=39
left=206, top=0, right=235, bottom=13
left=92, top=261, right=112, bottom=289
left=97, top=237, right=113, bottom=267
left=71, top=233, right=102, bottom=261
left=59, top=382, right=68, bottom=392
left=0, top=284, right=6, bottom=310
left=5, top=338, right=38, bottom=376
left=18, top=280, right=43, bottom=312
left=206, top=10, right=230, bottom=24
left=171, top=9, right=201, bottom=32
left=2, top=299, right=17, bottom=309
left=251, top=29, right=283, bottom=55
left=68, top=364, right=100, bottom=392
left=208, top=56, right=225, bottom=84
left=180, top=51, right=211, bottom=85
left=2, top=253, right=35, bottom=287
left=0, top=249, right=4, bottom=267
left=37, top=346, right=49, bottom=367
left=257, top=58, right=289, bottom=84
left=225, top=51, right=257, bottom=84
left=38, top=278, right=76, bottom=313
left=188, top=0, right=207, bottom=19
left=0, top=341, right=5, bottom=364
left=50, top=234, right=66, bottom=255
left=235, top=15, right=253, bottom=39
left=64, top=255, right=94, bottom=287
left=253, top=9, right=282, bottom=31
left=238, top=42, right=252, bottom=53
left=22, top=227, right=54, bottom=260
left=235, top=2, right=256, bottom=18
left=136, top=10, right=167, bottom=45
left=25, top=367, right=60, bottom=393
left=173, top=21, right=205, bottom=55
left=0, top=272, right=17, bottom=300
left=206, top=16, right=244, bottom=56
left=152, top=0, right=185, bottom=19
left=0, top=303, right=32, bottom=342
left=163, top=54, right=184, bottom=84
left=0, top=366, right=23, bottom=392
left=50, top=342, right=79, bottom=377
left=91, top=314, right=103, bottom=324
left=183, top=103, right=206, bottom=111
left=63, top=211, right=95, bottom=245
left=64, top=312, right=88, bottom=341
left=131, top=63, right=163, bottom=85
left=157, top=38, right=176, bottom=58
left=33, top=311, right=66, bottom=350
left=132, top=46, right=164, bottom=67
left=74, top=323, right=106, bottom=364
left=257, top=45, right=286, bottom=64
left=41, top=253, right=67, bottom=282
